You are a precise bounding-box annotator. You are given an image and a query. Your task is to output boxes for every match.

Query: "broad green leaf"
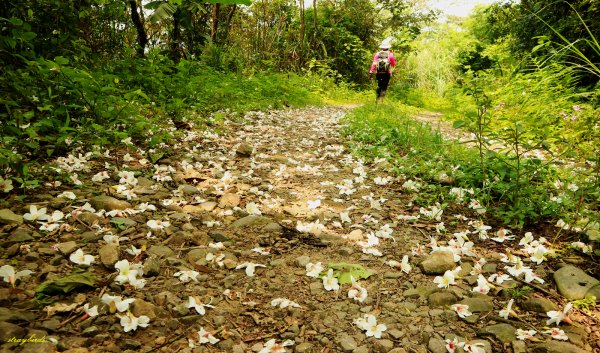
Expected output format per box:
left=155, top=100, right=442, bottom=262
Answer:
left=35, top=272, right=96, bottom=295
left=54, top=56, right=69, bottom=65
left=328, top=262, right=373, bottom=285
left=204, top=0, right=252, bottom=5
left=453, top=120, right=466, bottom=128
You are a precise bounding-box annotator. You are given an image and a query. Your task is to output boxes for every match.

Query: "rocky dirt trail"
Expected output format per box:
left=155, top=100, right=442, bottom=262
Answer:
left=0, top=106, right=599, bottom=353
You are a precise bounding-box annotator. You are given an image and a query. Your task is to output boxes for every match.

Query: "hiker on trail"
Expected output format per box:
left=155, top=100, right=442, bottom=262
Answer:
left=368, top=40, right=396, bottom=103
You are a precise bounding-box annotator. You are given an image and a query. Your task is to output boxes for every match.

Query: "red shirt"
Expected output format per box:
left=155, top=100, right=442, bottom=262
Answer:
left=369, top=50, right=396, bottom=74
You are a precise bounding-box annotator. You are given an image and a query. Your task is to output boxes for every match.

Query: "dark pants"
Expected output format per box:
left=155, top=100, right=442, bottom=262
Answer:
left=376, top=73, right=391, bottom=101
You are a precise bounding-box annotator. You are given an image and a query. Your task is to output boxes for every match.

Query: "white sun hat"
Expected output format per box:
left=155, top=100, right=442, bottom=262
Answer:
left=380, top=40, right=392, bottom=49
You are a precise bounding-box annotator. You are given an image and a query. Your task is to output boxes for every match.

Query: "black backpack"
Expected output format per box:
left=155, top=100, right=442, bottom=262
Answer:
left=376, top=51, right=391, bottom=74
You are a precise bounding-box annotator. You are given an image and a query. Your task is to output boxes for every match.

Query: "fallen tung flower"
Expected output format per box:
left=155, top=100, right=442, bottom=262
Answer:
left=101, top=294, right=135, bottom=313
left=546, top=303, right=573, bottom=326
left=0, top=265, right=33, bottom=287
left=271, top=298, right=302, bottom=309
left=353, top=313, right=387, bottom=338
left=305, top=262, right=324, bottom=278
left=258, top=338, right=294, bottom=353
left=235, top=262, right=266, bottom=277
left=117, top=311, right=150, bottom=332
left=450, top=304, right=472, bottom=318
left=69, top=249, right=95, bottom=266
left=322, top=268, right=339, bottom=291
left=187, top=296, right=215, bottom=315
left=543, top=327, right=569, bottom=341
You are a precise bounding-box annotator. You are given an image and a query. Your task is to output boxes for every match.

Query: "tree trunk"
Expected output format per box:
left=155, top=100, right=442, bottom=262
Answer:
left=224, top=4, right=237, bottom=43
left=128, top=0, right=147, bottom=57
left=312, top=0, right=318, bottom=40
left=211, top=3, right=221, bottom=44
left=170, top=8, right=182, bottom=62
left=299, top=0, right=305, bottom=43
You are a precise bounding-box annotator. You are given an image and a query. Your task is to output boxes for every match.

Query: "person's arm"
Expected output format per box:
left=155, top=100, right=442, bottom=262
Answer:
left=369, top=52, right=378, bottom=74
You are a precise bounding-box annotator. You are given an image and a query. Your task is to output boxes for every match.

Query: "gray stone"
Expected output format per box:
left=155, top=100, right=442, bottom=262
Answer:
left=521, top=297, right=557, bottom=313
left=143, top=256, right=161, bottom=277
left=295, top=256, right=311, bottom=268
left=147, top=245, right=175, bottom=258
left=419, top=251, right=456, bottom=274
left=187, top=248, right=209, bottom=264
left=209, top=231, right=230, bottom=242
left=477, top=324, right=516, bottom=343
left=40, top=319, right=60, bottom=331
left=532, top=341, right=590, bottom=353
left=387, top=329, right=405, bottom=340
left=77, top=212, right=102, bottom=226
left=428, top=291, right=458, bottom=307
left=374, top=339, right=395, bottom=353
left=512, top=340, right=527, bottom=353
left=384, top=272, right=403, bottom=279
left=198, top=201, right=218, bottom=212
left=388, top=349, right=408, bottom=353
left=231, top=215, right=264, bottom=228
left=217, top=338, right=235, bottom=351
left=219, top=193, right=241, bottom=208
left=554, top=265, right=599, bottom=300
left=7, top=229, right=34, bottom=243
left=19, top=341, right=57, bottom=353
left=131, top=299, right=157, bottom=320
left=99, top=244, right=119, bottom=267
left=586, top=284, right=600, bottom=299
left=90, top=195, right=132, bottom=211
left=236, top=143, right=253, bottom=157
left=337, top=334, right=358, bottom=352
left=121, top=339, right=141, bottom=349
left=458, top=297, right=493, bottom=312
left=264, top=223, right=282, bottom=232
left=353, top=346, right=369, bottom=353
left=111, top=217, right=137, bottom=228
left=0, top=209, right=23, bottom=225
left=56, top=241, right=78, bottom=255
left=82, top=326, right=100, bottom=337
left=403, top=286, right=437, bottom=299
left=180, top=185, right=200, bottom=195
left=294, top=342, right=314, bottom=353
left=0, top=321, right=26, bottom=340
left=427, top=337, right=447, bottom=353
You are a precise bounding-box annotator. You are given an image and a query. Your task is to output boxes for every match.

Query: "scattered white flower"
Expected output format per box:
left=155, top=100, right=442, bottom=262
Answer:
left=305, top=262, right=324, bottom=278
left=348, top=276, right=368, bottom=303
left=516, top=328, right=537, bottom=341
left=433, top=270, right=456, bottom=288
left=187, top=296, right=215, bottom=315
left=307, top=199, right=321, bottom=209
left=463, top=342, right=486, bottom=353
left=499, top=299, right=514, bottom=319
left=271, top=298, right=301, bottom=308
left=146, top=219, right=170, bottom=230
left=491, top=229, right=514, bottom=243
left=543, top=327, right=569, bottom=341
left=0, top=265, right=33, bottom=286
left=445, top=337, right=465, bottom=353
left=69, top=248, right=95, bottom=266
left=245, top=202, right=262, bottom=215
left=174, top=270, right=200, bottom=283
left=83, top=303, right=99, bottom=317
left=125, top=245, right=142, bottom=256
left=101, top=294, right=135, bottom=312
left=58, top=191, right=77, bottom=200
left=196, top=327, right=220, bottom=344
left=400, top=255, right=412, bottom=274
left=322, top=269, right=339, bottom=291
left=450, top=304, right=472, bottom=318
left=257, top=339, right=294, bottom=353
left=546, top=303, right=572, bottom=326
left=472, top=274, right=491, bottom=294
left=117, top=312, right=150, bottom=332
left=0, top=177, right=13, bottom=193
left=353, top=313, right=387, bottom=338
left=252, top=247, right=270, bottom=256
left=235, top=262, right=266, bottom=277
left=23, top=205, right=49, bottom=222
